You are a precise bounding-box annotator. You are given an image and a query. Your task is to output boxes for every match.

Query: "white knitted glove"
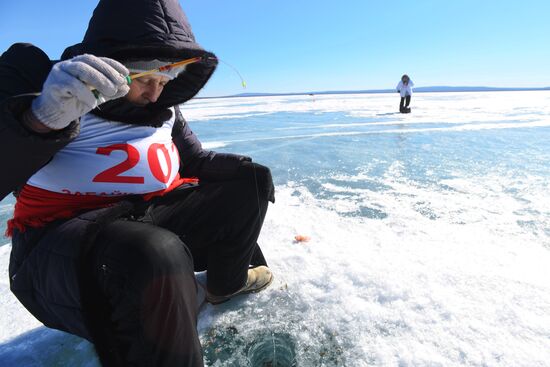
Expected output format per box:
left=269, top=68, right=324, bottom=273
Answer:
left=31, top=54, right=130, bottom=130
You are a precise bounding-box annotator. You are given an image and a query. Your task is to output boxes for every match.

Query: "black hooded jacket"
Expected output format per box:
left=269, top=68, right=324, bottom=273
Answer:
left=2, top=0, right=268, bottom=356
left=0, top=0, right=255, bottom=202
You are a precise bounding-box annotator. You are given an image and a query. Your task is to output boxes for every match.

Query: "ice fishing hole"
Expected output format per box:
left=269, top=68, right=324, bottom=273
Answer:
left=247, top=332, right=296, bottom=367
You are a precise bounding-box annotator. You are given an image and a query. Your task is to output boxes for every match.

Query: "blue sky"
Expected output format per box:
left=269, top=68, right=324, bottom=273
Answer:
left=1, top=1, right=549, bottom=97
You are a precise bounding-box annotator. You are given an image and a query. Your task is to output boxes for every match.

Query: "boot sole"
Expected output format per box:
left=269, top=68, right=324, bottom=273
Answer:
left=207, top=272, right=274, bottom=305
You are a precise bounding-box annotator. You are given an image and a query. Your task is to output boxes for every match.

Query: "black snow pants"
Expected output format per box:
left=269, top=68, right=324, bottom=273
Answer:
left=9, top=179, right=268, bottom=367
left=400, top=95, right=411, bottom=111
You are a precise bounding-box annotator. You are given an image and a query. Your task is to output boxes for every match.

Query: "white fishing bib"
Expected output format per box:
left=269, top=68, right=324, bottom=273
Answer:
left=28, top=109, right=181, bottom=196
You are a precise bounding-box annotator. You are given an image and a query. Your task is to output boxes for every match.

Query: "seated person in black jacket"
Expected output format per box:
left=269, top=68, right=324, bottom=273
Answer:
left=1, top=1, right=274, bottom=366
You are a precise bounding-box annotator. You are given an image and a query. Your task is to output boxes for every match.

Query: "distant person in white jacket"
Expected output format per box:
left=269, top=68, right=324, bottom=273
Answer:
left=396, top=74, right=414, bottom=113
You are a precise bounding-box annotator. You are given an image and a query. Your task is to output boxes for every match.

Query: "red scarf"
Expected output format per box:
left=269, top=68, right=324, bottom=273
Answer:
left=7, top=175, right=198, bottom=236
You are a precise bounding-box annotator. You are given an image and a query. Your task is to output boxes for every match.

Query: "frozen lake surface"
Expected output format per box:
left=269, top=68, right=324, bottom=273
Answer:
left=1, top=91, right=550, bottom=366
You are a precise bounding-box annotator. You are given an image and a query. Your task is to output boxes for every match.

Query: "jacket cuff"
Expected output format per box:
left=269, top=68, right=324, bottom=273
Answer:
left=1, top=94, right=79, bottom=140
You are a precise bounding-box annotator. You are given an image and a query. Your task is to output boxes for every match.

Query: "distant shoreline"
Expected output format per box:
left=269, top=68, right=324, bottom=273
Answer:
left=199, top=86, right=550, bottom=99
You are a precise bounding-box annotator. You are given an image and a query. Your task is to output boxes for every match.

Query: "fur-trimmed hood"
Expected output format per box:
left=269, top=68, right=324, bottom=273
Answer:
left=61, top=0, right=218, bottom=125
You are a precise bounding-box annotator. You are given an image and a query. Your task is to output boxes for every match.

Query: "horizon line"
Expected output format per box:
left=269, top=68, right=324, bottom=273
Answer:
left=199, top=85, right=550, bottom=99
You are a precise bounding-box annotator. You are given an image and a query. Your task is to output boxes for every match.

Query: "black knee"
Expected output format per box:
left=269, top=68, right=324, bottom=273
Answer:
left=90, top=222, right=202, bottom=366
left=92, top=222, right=196, bottom=293
left=218, top=180, right=268, bottom=220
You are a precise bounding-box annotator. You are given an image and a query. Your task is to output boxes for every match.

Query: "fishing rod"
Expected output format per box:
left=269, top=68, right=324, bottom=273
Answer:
left=91, top=55, right=246, bottom=99
left=134, top=55, right=247, bottom=89
left=128, top=56, right=203, bottom=81
left=72, top=56, right=202, bottom=101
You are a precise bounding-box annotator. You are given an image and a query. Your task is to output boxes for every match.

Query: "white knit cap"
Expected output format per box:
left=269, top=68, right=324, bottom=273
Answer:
left=124, top=59, right=186, bottom=80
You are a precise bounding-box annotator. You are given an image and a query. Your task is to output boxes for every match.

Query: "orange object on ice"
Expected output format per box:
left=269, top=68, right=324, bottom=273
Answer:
left=294, top=235, right=311, bottom=242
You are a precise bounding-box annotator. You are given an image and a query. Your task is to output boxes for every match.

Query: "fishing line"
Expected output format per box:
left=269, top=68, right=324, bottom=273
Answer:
left=217, top=58, right=247, bottom=89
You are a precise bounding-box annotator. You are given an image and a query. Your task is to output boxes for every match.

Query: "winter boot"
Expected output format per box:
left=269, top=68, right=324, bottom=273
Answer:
left=206, top=266, right=273, bottom=305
